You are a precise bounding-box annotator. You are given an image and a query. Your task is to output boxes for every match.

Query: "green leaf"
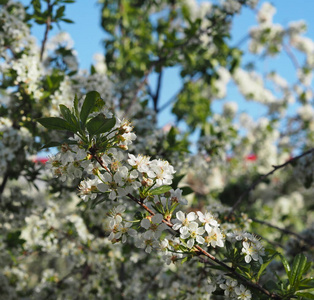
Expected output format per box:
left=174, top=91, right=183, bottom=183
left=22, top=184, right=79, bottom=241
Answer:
left=299, top=278, right=314, bottom=290
left=181, top=256, right=188, bottom=264
left=61, top=18, right=74, bottom=23
left=73, top=94, right=79, bottom=118
left=6, top=231, right=25, bottom=248
left=37, top=117, right=76, bottom=132
left=291, top=253, right=307, bottom=288
left=280, top=254, right=291, bottom=281
left=86, top=114, right=116, bottom=136
left=181, top=186, right=194, bottom=196
left=80, top=91, right=101, bottom=127
left=150, top=185, right=172, bottom=195
left=40, top=141, right=62, bottom=149
left=59, top=104, right=78, bottom=128
left=303, top=262, right=313, bottom=275
left=172, top=174, right=185, bottom=189
left=295, top=292, right=314, bottom=299
left=55, top=5, right=65, bottom=18
left=257, top=252, right=279, bottom=281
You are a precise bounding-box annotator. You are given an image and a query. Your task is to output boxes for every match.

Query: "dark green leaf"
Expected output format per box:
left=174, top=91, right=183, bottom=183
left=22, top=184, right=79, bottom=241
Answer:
left=295, top=292, right=314, bottom=299
left=172, top=174, right=185, bottom=190
left=6, top=231, right=25, bottom=248
left=59, top=104, right=78, bottom=128
left=37, top=117, right=76, bottom=132
left=73, top=94, right=79, bottom=118
left=80, top=91, right=101, bottom=127
left=299, top=278, right=314, bottom=290
left=40, top=141, right=62, bottom=149
left=55, top=5, right=65, bottom=18
left=181, top=186, right=194, bottom=196
left=279, top=254, right=291, bottom=281
left=86, top=114, right=116, bottom=136
left=61, top=18, right=74, bottom=23
left=291, top=253, right=307, bottom=288
left=150, top=185, right=172, bottom=195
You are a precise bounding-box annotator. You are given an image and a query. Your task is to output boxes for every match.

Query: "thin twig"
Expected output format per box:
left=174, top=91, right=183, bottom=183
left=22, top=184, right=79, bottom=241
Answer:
left=40, top=0, right=52, bottom=62
left=0, top=170, right=9, bottom=199
left=158, top=86, right=183, bottom=113
left=283, top=43, right=300, bottom=70
left=196, top=250, right=281, bottom=299
left=123, top=66, right=153, bottom=118
left=153, top=69, right=163, bottom=113
left=228, top=147, right=314, bottom=217
left=234, top=34, right=250, bottom=48
left=251, top=218, right=314, bottom=247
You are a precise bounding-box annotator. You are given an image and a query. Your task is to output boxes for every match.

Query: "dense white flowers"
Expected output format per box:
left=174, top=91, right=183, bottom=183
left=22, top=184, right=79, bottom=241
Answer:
left=1, top=1, right=313, bottom=299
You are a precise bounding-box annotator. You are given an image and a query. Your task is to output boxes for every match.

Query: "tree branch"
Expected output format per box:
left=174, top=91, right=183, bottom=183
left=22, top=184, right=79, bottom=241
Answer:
left=251, top=217, right=314, bottom=247
left=228, top=147, right=314, bottom=217
left=123, top=66, right=153, bottom=118
left=196, top=248, right=281, bottom=299
left=91, top=152, right=282, bottom=299
left=283, top=43, right=300, bottom=70
left=158, top=86, right=183, bottom=113
left=153, top=69, right=163, bottom=113
left=0, top=170, right=9, bottom=199
left=40, top=0, right=52, bottom=62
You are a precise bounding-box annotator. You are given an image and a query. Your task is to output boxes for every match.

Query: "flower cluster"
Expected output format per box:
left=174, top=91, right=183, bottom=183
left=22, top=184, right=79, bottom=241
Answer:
left=1, top=1, right=314, bottom=299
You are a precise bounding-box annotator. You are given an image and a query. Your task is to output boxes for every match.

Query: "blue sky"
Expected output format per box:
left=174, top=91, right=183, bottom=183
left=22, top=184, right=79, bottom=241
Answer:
left=22, top=0, right=314, bottom=129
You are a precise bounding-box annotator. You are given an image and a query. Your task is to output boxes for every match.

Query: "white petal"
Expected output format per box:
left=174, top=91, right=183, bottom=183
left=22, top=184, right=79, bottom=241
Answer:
left=141, top=218, right=151, bottom=229
left=152, top=214, right=163, bottom=224
left=187, top=239, right=195, bottom=248
left=176, top=211, right=185, bottom=222
left=172, top=223, right=181, bottom=231
left=187, top=211, right=197, bottom=221
left=205, top=223, right=212, bottom=233
left=188, top=222, right=198, bottom=231
left=196, top=236, right=205, bottom=244
left=97, top=183, right=108, bottom=192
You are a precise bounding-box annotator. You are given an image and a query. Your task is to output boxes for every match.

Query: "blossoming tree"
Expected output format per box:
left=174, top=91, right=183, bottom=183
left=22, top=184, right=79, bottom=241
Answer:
left=0, top=0, right=313, bottom=299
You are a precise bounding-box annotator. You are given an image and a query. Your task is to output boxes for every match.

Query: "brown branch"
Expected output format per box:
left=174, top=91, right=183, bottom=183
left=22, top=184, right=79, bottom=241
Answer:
left=129, top=192, right=281, bottom=298
left=251, top=218, right=314, bottom=247
left=153, top=69, right=163, bottom=113
left=123, top=66, right=153, bottom=118
left=40, top=0, right=52, bottom=62
left=93, top=154, right=112, bottom=175
left=228, top=147, right=314, bottom=217
left=196, top=247, right=281, bottom=299
left=127, top=193, right=174, bottom=228
left=158, top=86, right=183, bottom=113
left=91, top=153, right=282, bottom=298
left=0, top=170, right=9, bottom=197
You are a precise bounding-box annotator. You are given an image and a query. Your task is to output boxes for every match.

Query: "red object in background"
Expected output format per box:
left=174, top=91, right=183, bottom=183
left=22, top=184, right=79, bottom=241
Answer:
left=227, top=154, right=257, bottom=162
left=33, top=157, right=49, bottom=164
left=246, top=154, right=257, bottom=161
